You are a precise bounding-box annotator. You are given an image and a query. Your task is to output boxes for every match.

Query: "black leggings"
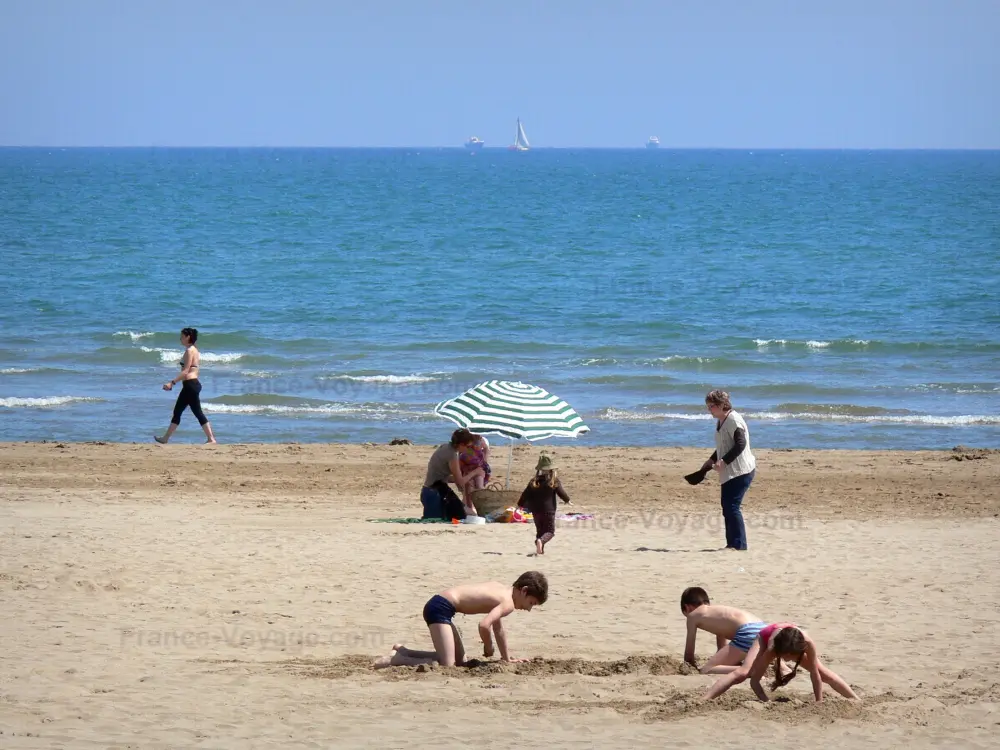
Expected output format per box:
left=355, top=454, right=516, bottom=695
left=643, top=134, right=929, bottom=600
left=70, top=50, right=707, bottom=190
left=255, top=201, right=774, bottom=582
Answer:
left=171, top=379, right=208, bottom=426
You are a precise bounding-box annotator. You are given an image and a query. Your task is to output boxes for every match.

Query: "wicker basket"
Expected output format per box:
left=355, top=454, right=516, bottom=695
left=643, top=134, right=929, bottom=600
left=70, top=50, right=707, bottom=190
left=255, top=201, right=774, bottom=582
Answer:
left=470, top=487, right=522, bottom=517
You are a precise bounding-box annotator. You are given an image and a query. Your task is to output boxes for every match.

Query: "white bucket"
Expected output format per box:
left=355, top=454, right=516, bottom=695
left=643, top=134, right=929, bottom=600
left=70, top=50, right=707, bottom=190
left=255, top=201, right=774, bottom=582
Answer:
left=461, top=515, right=486, bottom=525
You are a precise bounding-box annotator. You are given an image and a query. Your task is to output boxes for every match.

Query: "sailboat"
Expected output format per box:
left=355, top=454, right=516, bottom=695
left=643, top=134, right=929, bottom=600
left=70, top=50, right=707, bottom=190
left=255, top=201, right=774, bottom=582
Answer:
left=508, top=118, right=530, bottom=151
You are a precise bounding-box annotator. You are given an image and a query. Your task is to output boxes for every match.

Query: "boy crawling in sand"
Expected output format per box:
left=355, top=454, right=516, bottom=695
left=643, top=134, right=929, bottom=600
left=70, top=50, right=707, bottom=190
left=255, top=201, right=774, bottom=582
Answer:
left=681, top=586, right=767, bottom=675
left=374, top=572, right=548, bottom=668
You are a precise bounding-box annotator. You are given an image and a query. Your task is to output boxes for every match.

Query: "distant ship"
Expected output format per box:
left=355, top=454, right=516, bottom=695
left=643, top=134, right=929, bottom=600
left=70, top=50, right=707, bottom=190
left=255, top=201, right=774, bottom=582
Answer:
left=646, top=136, right=660, bottom=149
left=464, top=136, right=485, bottom=150
left=508, top=118, right=530, bottom=151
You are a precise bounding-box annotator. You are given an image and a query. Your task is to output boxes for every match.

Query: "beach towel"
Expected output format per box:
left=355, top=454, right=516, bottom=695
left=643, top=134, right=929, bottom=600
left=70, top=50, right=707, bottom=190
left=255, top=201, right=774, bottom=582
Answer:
left=367, top=518, right=452, bottom=524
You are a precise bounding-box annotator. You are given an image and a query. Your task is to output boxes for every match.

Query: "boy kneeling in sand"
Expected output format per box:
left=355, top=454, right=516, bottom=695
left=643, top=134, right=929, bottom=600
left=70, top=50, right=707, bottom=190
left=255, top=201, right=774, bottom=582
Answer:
left=681, top=586, right=767, bottom=675
left=374, top=572, right=548, bottom=668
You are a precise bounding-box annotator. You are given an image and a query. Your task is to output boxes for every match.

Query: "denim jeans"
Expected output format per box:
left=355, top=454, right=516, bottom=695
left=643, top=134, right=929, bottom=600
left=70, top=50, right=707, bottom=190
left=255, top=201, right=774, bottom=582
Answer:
left=720, top=469, right=755, bottom=550
left=421, top=482, right=466, bottom=520
left=420, top=486, right=444, bottom=520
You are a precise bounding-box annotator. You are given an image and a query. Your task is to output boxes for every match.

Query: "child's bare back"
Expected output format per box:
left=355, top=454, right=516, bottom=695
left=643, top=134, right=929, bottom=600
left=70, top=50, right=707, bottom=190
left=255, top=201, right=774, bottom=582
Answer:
left=440, top=581, right=514, bottom=616
left=374, top=572, right=547, bottom=669
left=687, top=604, right=762, bottom=640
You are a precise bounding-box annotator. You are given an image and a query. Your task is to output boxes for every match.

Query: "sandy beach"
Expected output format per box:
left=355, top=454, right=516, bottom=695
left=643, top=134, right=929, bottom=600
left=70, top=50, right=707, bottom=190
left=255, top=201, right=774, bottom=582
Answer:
left=2, top=440, right=998, bottom=749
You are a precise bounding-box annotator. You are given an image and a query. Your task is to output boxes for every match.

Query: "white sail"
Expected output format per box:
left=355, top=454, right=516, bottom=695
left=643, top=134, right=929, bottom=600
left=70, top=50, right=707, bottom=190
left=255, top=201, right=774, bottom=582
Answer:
left=515, top=119, right=530, bottom=149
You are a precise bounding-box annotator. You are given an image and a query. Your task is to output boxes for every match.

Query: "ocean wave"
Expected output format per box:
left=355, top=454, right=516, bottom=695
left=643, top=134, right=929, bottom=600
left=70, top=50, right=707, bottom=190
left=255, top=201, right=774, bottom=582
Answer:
left=202, top=401, right=427, bottom=418
left=639, top=356, right=777, bottom=372
left=0, top=396, right=103, bottom=408
left=319, top=374, right=441, bottom=385
left=745, top=412, right=1000, bottom=426
left=598, top=407, right=1000, bottom=426
left=647, top=356, right=714, bottom=364
left=396, top=339, right=569, bottom=354
left=240, top=370, right=277, bottom=378
left=114, top=330, right=155, bottom=341
left=1, top=367, right=38, bottom=374
left=599, top=408, right=709, bottom=422
left=773, top=402, right=912, bottom=417
left=753, top=338, right=840, bottom=349
left=104, top=330, right=261, bottom=348
left=207, top=394, right=329, bottom=407
left=750, top=338, right=1000, bottom=353
left=140, top=347, right=245, bottom=364
left=905, top=382, right=1000, bottom=395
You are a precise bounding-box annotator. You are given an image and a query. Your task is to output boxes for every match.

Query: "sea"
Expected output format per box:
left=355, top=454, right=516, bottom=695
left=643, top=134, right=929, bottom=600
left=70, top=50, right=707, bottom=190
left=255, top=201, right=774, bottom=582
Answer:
left=1, top=147, right=998, bottom=450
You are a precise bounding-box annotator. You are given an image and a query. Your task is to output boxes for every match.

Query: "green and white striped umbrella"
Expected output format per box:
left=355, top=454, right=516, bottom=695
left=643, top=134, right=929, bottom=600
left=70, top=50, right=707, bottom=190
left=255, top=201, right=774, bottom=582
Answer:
left=434, top=380, right=589, bottom=441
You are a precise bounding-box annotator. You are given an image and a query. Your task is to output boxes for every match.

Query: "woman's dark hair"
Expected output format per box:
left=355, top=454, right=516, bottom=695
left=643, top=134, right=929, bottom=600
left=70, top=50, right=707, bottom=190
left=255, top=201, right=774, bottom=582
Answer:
left=450, top=428, right=475, bottom=448
left=770, top=627, right=807, bottom=690
left=181, top=327, right=198, bottom=344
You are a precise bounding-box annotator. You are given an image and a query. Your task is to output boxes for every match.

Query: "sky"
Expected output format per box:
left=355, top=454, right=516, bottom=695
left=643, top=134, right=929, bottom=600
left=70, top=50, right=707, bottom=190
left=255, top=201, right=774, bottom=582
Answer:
left=1, top=0, right=998, bottom=148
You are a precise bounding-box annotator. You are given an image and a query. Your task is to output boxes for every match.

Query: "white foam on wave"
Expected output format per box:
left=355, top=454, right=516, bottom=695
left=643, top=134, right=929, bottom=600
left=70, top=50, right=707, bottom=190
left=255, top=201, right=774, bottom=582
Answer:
left=647, top=356, right=712, bottom=364
left=745, top=411, right=1000, bottom=426
left=1, top=367, right=37, bottom=374
left=602, top=409, right=709, bottom=422
left=600, top=408, right=1000, bottom=426
left=204, top=402, right=423, bottom=417
left=141, top=346, right=244, bottom=364
left=320, top=374, right=439, bottom=385
left=240, top=370, right=276, bottom=379
left=754, top=338, right=869, bottom=349
left=114, top=330, right=155, bottom=341
left=0, top=396, right=103, bottom=408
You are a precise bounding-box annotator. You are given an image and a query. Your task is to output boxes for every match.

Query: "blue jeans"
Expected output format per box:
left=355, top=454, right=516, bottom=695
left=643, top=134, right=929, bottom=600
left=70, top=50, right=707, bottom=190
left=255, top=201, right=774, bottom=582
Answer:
left=420, top=486, right=444, bottom=520
left=720, top=470, right=755, bottom=550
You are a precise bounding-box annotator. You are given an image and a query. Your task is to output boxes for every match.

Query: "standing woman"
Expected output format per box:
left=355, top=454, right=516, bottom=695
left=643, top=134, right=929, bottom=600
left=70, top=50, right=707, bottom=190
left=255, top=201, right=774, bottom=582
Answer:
left=701, top=390, right=755, bottom=550
left=154, top=328, right=217, bottom=444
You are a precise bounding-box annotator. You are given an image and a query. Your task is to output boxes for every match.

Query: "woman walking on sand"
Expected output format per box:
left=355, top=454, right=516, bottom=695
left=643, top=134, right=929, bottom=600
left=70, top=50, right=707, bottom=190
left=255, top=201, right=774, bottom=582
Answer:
left=700, top=390, right=755, bottom=550
left=154, top=328, right=217, bottom=444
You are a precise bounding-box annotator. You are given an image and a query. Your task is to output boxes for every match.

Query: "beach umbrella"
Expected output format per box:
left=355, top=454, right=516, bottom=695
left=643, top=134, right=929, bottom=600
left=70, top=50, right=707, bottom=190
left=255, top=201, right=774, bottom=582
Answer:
left=434, top=380, right=590, bottom=487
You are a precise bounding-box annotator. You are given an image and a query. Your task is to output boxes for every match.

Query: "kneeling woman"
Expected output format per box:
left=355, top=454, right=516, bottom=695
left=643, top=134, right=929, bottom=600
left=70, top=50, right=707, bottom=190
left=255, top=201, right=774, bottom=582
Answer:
left=421, top=429, right=480, bottom=519
left=154, top=327, right=217, bottom=444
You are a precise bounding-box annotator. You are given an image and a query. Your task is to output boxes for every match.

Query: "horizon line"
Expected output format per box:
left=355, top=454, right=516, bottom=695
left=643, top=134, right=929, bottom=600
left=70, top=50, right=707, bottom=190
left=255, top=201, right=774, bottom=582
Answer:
left=2, top=145, right=999, bottom=152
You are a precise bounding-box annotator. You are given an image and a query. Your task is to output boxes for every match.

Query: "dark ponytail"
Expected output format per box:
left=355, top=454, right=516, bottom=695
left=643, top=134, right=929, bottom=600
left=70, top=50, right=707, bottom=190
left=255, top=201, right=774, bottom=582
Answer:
left=769, top=627, right=807, bottom=691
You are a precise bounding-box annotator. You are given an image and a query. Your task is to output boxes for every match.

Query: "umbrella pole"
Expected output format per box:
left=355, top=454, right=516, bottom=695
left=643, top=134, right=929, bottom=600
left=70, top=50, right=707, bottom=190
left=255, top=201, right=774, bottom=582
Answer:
left=506, top=439, right=514, bottom=489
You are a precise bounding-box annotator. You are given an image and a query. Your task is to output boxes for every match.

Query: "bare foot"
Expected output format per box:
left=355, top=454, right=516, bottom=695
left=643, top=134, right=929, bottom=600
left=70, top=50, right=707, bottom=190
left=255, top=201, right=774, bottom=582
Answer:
left=153, top=435, right=167, bottom=444
left=535, top=539, right=544, bottom=556
left=205, top=439, right=217, bottom=444
left=373, top=651, right=397, bottom=669
left=391, top=642, right=407, bottom=652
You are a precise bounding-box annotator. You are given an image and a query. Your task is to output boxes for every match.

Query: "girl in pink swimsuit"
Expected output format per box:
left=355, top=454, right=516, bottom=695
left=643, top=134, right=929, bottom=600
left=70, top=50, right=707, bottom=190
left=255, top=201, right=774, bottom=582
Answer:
left=703, top=622, right=859, bottom=703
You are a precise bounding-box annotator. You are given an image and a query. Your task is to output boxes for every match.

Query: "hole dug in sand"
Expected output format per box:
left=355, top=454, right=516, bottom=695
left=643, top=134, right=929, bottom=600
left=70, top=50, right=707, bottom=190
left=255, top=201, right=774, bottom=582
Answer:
left=282, top=654, right=695, bottom=680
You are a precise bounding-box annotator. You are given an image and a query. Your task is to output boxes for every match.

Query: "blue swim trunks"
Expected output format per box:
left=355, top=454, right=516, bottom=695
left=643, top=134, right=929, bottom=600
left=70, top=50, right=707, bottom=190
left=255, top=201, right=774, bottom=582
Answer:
left=422, top=594, right=457, bottom=626
left=731, top=621, right=766, bottom=652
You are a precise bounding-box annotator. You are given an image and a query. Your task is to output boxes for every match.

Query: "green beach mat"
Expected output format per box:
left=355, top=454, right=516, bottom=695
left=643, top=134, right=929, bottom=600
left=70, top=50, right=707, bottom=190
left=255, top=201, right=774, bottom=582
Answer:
left=367, top=518, right=452, bottom=524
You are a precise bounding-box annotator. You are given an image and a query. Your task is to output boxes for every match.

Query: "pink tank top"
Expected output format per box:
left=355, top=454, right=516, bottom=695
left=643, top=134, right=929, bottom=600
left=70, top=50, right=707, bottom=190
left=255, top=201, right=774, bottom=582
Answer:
left=760, top=622, right=797, bottom=649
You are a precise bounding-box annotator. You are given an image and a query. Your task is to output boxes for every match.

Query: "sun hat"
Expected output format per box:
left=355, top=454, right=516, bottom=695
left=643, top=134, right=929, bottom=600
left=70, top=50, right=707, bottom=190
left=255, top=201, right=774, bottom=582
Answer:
left=535, top=454, right=557, bottom=471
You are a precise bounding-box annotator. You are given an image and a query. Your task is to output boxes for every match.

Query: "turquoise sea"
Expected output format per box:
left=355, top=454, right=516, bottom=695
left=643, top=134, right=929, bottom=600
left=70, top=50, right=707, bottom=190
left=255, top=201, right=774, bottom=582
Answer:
left=1, top=148, right=998, bottom=448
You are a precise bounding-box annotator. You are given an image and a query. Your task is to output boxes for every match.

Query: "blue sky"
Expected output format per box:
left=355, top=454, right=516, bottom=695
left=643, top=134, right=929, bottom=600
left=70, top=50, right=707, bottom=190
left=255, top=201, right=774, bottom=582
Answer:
left=2, top=0, right=998, bottom=148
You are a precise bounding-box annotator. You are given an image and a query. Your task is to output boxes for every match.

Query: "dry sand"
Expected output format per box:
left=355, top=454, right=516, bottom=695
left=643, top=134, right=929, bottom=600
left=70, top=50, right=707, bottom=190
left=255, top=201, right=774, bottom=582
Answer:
left=1, top=441, right=999, bottom=748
